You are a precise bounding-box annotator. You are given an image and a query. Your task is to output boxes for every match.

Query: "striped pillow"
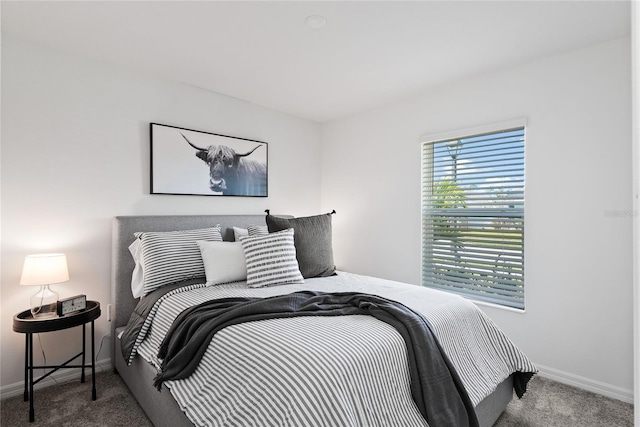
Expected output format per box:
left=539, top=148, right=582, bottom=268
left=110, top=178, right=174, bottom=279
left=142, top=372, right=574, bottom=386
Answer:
left=240, top=228, right=304, bottom=288
left=232, top=225, right=268, bottom=241
left=134, top=226, right=222, bottom=296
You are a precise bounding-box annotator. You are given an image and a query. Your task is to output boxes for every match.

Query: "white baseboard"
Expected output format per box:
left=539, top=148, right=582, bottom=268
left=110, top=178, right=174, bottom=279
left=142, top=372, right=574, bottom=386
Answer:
left=536, top=363, right=634, bottom=404
left=0, top=358, right=112, bottom=401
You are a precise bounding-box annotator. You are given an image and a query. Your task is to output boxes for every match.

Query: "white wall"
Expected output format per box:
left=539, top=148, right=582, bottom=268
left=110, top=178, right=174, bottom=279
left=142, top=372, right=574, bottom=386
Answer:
left=0, top=36, right=322, bottom=389
left=1, top=31, right=634, bottom=404
left=321, top=37, right=634, bottom=400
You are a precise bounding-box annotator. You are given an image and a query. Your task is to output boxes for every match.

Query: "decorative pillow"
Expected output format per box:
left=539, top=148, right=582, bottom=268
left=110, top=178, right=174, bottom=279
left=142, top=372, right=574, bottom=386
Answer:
left=266, top=213, right=336, bottom=279
left=133, top=226, right=222, bottom=296
left=196, top=240, right=247, bottom=286
left=233, top=225, right=268, bottom=241
left=240, top=228, right=304, bottom=288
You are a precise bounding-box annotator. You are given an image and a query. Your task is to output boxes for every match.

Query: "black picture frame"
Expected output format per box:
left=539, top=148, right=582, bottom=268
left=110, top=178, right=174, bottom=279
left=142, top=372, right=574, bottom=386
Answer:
left=150, top=123, right=268, bottom=197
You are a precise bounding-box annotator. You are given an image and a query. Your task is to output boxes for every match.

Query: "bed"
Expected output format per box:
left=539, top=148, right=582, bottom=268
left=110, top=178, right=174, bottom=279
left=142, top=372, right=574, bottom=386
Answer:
left=111, top=214, right=536, bottom=427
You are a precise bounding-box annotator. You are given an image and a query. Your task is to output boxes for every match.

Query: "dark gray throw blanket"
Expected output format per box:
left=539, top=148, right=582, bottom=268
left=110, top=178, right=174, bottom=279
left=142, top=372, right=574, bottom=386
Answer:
left=119, top=278, right=205, bottom=364
left=154, top=291, right=479, bottom=427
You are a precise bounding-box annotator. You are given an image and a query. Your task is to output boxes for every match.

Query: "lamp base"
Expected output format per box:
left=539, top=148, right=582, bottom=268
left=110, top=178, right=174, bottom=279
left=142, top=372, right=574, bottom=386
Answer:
left=30, top=285, right=59, bottom=318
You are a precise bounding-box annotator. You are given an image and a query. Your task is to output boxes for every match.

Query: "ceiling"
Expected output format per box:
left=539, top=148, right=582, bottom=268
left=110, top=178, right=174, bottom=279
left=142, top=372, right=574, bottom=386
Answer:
left=1, top=1, right=631, bottom=123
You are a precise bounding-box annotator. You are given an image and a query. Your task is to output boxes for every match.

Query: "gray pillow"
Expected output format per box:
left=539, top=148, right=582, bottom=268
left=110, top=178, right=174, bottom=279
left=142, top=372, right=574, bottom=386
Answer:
left=266, top=213, right=336, bottom=278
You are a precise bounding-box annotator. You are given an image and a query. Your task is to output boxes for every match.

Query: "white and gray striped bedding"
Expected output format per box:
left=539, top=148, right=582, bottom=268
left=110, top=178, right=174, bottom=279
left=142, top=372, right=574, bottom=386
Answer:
left=130, top=272, right=536, bottom=427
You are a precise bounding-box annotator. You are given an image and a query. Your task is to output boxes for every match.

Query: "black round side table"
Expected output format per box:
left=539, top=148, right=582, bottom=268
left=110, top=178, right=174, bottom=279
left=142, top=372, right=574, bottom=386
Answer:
left=13, top=301, right=101, bottom=423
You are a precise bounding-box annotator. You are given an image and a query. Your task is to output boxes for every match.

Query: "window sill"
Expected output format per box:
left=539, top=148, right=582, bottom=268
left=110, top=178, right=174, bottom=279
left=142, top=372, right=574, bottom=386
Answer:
left=467, top=298, right=526, bottom=314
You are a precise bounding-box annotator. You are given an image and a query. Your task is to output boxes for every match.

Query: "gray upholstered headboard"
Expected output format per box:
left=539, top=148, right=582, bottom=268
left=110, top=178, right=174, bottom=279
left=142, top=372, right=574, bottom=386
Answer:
left=110, top=214, right=268, bottom=362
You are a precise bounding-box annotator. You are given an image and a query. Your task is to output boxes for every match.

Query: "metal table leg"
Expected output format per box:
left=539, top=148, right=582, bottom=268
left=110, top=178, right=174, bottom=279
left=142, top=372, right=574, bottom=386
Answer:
left=91, top=320, right=96, bottom=400
left=81, top=323, right=86, bottom=384
left=28, top=333, right=34, bottom=422
left=23, top=334, right=29, bottom=402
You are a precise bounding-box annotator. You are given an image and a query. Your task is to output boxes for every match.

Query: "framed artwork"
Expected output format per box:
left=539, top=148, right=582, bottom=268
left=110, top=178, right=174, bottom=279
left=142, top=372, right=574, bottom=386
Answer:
left=150, top=123, right=268, bottom=197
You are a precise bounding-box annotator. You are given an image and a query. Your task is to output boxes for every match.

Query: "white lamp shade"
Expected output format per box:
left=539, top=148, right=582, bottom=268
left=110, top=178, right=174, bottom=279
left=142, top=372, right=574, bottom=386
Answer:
left=20, top=253, right=69, bottom=286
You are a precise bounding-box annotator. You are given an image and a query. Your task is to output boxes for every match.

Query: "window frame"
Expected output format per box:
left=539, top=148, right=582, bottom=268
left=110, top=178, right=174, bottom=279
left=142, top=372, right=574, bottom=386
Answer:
left=420, top=119, right=527, bottom=310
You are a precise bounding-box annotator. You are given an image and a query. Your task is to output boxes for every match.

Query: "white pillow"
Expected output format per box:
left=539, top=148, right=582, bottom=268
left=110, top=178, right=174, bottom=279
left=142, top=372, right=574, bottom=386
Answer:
left=129, top=239, right=145, bottom=299
left=133, top=225, right=223, bottom=296
left=232, top=226, right=249, bottom=241
left=240, top=228, right=304, bottom=288
left=233, top=225, right=268, bottom=241
left=196, top=240, right=247, bottom=286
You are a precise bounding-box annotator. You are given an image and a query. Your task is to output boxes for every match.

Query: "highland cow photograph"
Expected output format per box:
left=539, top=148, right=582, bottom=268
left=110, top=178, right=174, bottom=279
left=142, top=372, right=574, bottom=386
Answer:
left=150, top=123, right=268, bottom=197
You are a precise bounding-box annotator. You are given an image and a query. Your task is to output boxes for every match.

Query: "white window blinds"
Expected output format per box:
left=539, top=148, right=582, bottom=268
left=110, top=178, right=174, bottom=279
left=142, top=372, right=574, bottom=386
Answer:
left=421, top=126, right=525, bottom=309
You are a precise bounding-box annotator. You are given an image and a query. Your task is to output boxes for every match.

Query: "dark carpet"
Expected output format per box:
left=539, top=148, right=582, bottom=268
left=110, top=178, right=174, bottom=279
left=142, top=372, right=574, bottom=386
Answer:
left=0, top=371, right=633, bottom=426
left=494, top=376, right=633, bottom=426
left=0, top=371, right=152, bottom=427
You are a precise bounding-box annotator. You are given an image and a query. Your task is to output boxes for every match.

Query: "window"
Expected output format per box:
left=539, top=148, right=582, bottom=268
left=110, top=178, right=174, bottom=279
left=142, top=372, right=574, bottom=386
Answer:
left=421, top=124, right=525, bottom=309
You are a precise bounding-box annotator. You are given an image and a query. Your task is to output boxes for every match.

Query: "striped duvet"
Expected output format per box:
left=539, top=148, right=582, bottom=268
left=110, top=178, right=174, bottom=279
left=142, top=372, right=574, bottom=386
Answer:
left=131, top=272, right=536, bottom=427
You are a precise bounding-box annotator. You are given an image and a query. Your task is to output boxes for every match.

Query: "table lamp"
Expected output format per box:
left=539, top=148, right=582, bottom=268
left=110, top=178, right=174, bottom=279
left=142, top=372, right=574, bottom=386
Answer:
left=20, top=253, right=69, bottom=318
